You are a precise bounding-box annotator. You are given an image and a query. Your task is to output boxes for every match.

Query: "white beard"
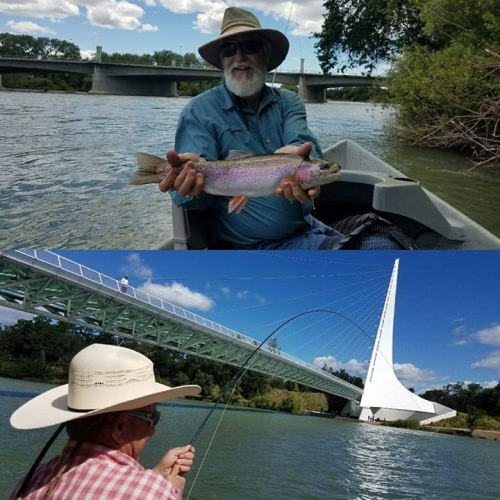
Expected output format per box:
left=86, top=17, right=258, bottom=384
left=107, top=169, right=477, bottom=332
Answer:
left=224, top=61, right=267, bottom=98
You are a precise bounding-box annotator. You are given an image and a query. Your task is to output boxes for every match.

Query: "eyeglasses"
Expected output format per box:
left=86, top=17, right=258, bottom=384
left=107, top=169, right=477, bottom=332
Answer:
left=219, top=40, right=264, bottom=58
left=128, top=410, right=161, bottom=429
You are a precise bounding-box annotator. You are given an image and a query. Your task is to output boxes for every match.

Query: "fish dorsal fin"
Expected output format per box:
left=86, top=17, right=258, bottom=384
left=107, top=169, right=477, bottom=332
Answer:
left=225, top=150, right=254, bottom=160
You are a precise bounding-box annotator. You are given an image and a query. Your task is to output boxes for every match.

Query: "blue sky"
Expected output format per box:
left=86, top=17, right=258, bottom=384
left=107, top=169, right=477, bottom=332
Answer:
left=0, top=1, right=330, bottom=73
left=1, top=250, right=499, bottom=394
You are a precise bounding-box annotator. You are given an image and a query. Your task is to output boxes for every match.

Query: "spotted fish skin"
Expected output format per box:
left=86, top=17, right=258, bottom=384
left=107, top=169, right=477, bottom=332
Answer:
left=130, top=151, right=342, bottom=213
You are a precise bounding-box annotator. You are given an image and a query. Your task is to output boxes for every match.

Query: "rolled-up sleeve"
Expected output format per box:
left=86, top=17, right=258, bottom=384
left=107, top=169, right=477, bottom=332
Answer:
left=171, top=98, right=220, bottom=209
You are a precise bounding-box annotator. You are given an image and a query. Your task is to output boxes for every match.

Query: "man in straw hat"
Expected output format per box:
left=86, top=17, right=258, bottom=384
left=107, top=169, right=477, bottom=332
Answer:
left=9, top=343, right=201, bottom=499
left=159, top=7, right=348, bottom=250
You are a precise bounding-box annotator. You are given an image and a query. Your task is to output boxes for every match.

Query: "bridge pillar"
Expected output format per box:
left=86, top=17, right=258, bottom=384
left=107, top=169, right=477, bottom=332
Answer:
left=90, top=66, right=178, bottom=97
left=298, top=75, right=326, bottom=103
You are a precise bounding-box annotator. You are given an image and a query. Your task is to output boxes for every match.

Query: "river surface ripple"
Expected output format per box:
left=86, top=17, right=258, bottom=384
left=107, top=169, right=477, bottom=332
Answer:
left=1, top=91, right=499, bottom=249
left=1, top=378, right=499, bottom=499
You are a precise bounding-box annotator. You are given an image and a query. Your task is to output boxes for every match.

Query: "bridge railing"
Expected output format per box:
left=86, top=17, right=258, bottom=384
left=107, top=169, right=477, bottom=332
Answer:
left=6, top=249, right=351, bottom=385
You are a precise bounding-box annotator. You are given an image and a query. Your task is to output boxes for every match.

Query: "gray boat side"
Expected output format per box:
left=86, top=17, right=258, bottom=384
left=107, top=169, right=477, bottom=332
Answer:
left=156, top=140, right=500, bottom=250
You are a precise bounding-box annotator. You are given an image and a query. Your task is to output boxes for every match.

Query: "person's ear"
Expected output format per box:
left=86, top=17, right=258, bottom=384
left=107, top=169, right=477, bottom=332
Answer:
left=110, top=414, right=130, bottom=445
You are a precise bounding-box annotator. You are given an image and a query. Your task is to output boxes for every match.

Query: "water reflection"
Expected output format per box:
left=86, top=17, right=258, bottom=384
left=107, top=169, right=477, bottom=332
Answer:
left=347, top=424, right=431, bottom=499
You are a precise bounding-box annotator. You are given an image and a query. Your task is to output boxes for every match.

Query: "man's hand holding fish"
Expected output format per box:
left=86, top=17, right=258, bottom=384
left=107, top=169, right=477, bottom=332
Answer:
left=273, top=142, right=321, bottom=204
left=159, top=151, right=205, bottom=198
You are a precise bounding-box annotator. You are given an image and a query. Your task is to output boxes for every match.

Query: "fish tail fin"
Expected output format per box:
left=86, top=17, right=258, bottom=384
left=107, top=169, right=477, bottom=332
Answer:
left=129, top=153, right=168, bottom=185
left=228, top=194, right=249, bottom=214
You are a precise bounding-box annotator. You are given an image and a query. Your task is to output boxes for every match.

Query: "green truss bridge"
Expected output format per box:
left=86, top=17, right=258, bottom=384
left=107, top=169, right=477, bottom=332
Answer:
left=0, top=249, right=363, bottom=402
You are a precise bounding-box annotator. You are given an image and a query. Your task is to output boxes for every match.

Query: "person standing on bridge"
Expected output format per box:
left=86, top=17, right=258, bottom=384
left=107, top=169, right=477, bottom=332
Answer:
left=9, top=343, right=201, bottom=499
left=120, top=275, right=129, bottom=293
left=159, top=7, right=350, bottom=250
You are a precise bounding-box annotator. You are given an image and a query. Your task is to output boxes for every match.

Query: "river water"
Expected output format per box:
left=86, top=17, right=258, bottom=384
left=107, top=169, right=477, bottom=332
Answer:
left=1, top=378, right=499, bottom=499
left=0, top=90, right=499, bottom=249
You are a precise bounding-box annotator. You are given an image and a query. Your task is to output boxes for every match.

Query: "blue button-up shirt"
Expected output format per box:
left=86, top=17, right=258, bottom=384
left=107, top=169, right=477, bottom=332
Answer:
left=172, top=82, right=327, bottom=247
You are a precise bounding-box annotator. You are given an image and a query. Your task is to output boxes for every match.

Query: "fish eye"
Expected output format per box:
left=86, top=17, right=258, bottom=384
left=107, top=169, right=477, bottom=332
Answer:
left=320, top=163, right=331, bottom=170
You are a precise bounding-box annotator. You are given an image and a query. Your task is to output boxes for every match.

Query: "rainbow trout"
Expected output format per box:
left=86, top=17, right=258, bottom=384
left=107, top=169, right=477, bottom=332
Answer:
left=130, top=151, right=341, bottom=214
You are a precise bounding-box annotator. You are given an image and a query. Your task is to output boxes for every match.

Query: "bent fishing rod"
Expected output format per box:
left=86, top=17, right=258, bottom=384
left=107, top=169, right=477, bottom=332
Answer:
left=181, top=308, right=370, bottom=493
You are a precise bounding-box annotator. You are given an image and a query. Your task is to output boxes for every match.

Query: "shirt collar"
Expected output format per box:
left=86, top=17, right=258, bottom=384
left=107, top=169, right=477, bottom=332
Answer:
left=221, top=80, right=279, bottom=113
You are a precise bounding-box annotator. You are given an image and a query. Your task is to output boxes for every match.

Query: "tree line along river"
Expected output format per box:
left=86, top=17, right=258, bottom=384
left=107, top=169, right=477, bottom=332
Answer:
left=0, top=90, right=499, bottom=249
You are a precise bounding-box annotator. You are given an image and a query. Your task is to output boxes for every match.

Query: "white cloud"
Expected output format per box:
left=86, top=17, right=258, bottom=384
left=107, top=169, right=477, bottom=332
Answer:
left=86, top=1, right=144, bottom=30
left=156, top=0, right=326, bottom=36
left=122, top=253, right=153, bottom=280
left=473, top=324, right=500, bottom=347
left=0, top=1, right=328, bottom=37
left=193, top=3, right=227, bottom=34
left=314, top=356, right=443, bottom=393
left=452, top=323, right=500, bottom=348
left=472, top=351, right=500, bottom=373
left=139, top=23, right=159, bottom=31
left=0, top=0, right=80, bottom=20
left=393, top=362, right=439, bottom=389
left=254, top=293, right=266, bottom=304
left=0, top=306, right=35, bottom=326
left=313, top=355, right=368, bottom=379
left=6, top=20, right=56, bottom=34
left=80, top=49, right=96, bottom=59
left=138, top=280, right=215, bottom=311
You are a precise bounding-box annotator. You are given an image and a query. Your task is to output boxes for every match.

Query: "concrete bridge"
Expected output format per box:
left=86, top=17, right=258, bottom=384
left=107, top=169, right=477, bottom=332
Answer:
left=0, top=56, right=373, bottom=103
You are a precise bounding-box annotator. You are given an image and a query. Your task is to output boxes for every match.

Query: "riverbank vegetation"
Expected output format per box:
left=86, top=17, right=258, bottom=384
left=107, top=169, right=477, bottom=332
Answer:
left=382, top=412, right=500, bottom=440
left=315, top=0, right=499, bottom=167
left=1, top=317, right=498, bottom=429
left=0, top=317, right=328, bottom=414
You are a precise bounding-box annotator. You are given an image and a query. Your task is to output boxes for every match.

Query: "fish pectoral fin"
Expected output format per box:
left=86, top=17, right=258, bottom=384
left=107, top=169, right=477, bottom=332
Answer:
left=228, top=194, right=249, bottom=214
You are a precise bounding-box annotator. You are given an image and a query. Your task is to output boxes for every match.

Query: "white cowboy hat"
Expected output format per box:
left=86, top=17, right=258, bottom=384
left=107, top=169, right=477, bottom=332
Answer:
left=198, top=7, right=289, bottom=71
left=10, top=343, right=201, bottom=430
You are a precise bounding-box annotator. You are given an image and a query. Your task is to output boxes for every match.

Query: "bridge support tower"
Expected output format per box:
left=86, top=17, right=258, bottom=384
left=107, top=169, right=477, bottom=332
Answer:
left=90, top=66, right=178, bottom=97
left=298, top=58, right=326, bottom=103
left=298, top=77, right=326, bottom=103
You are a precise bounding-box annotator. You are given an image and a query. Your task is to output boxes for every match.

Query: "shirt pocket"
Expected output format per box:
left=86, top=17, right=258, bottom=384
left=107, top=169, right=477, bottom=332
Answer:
left=218, top=124, right=256, bottom=158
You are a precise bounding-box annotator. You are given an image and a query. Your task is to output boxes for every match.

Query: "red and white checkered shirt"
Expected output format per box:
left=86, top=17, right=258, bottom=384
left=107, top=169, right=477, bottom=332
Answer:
left=11, top=441, right=182, bottom=499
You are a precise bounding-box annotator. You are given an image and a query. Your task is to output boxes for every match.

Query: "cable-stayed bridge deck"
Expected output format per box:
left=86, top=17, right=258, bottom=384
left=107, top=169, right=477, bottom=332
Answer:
left=0, top=250, right=362, bottom=401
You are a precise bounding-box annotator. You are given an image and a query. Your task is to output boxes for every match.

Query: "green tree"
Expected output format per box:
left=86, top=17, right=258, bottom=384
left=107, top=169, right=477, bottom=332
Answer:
left=466, top=405, right=484, bottom=434
left=314, top=0, right=426, bottom=74
left=102, top=51, right=153, bottom=64
left=0, top=33, right=80, bottom=59
left=315, top=0, right=499, bottom=165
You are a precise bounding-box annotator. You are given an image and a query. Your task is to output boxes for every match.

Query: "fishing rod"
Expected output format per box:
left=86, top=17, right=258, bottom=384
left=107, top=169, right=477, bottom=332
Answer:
left=190, top=308, right=369, bottom=444
left=271, top=0, right=296, bottom=86
left=182, top=308, right=370, bottom=496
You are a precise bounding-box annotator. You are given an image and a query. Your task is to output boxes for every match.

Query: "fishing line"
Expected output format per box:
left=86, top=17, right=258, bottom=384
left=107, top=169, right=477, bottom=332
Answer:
left=271, top=0, right=296, bottom=86
left=186, top=308, right=370, bottom=498
left=15, top=423, right=66, bottom=498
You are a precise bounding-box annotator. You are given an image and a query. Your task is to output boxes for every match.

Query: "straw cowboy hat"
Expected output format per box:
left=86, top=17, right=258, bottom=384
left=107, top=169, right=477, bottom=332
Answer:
left=10, top=344, right=201, bottom=430
left=198, top=7, right=289, bottom=71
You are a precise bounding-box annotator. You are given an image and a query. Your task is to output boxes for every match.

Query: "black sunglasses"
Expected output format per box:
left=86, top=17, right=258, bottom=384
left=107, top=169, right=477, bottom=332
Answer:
left=219, top=40, right=264, bottom=58
left=128, top=410, right=161, bottom=428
